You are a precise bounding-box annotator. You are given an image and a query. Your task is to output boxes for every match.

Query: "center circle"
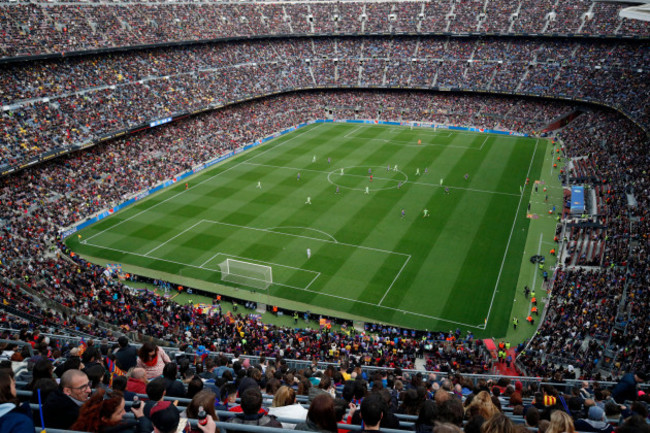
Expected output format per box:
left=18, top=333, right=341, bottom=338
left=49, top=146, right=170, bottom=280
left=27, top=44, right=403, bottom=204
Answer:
left=326, top=165, right=409, bottom=192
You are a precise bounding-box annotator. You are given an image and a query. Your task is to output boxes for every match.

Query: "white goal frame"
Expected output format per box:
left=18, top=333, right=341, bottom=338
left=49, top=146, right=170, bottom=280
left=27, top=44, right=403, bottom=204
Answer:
left=219, top=258, right=273, bottom=290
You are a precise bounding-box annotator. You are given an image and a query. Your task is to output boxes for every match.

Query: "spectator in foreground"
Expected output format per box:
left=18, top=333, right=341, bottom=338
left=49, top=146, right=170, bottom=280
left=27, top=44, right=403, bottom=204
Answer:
left=26, top=359, right=54, bottom=391
left=153, top=400, right=218, bottom=433
left=413, top=400, right=438, bottom=433
left=438, top=399, right=464, bottom=428
left=137, top=343, right=171, bottom=380
left=126, top=368, right=148, bottom=395
left=480, top=413, right=515, bottom=433
left=183, top=390, right=220, bottom=433
left=309, top=375, right=334, bottom=401
left=295, top=393, right=338, bottom=433
left=227, top=388, right=282, bottom=427
left=30, top=377, right=59, bottom=407
left=43, top=369, right=92, bottom=429
left=0, top=369, right=34, bottom=433
left=538, top=419, right=550, bottom=433
left=269, top=385, right=309, bottom=428
left=112, top=376, right=137, bottom=402
left=71, top=388, right=147, bottom=433
left=145, top=378, right=167, bottom=418
left=162, top=363, right=186, bottom=398
left=150, top=401, right=183, bottom=433
left=187, top=375, right=204, bottom=399
left=359, top=393, right=383, bottom=432
left=465, top=390, right=500, bottom=420
left=574, top=406, right=614, bottom=433
left=524, top=406, right=540, bottom=430
left=616, top=415, right=650, bottom=433
left=114, top=337, right=138, bottom=372
left=463, top=415, right=485, bottom=433
left=611, top=371, right=646, bottom=404
left=547, top=410, right=575, bottom=433
left=216, top=383, right=238, bottom=411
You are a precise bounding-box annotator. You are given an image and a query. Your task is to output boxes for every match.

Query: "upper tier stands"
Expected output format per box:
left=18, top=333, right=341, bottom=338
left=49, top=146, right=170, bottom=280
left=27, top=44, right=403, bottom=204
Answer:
left=0, top=0, right=648, bottom=60
left=1, top=37, right=648, bottom=170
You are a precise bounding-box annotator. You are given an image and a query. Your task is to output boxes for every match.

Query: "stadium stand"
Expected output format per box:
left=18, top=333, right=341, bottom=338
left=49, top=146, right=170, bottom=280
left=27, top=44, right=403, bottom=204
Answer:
left=0, top=89, right=648, bottom=379
left=1, top=330, right=650, bottom=432
left=0, top=0, right=648, bottom=60
left=0, top=37, right=647, bottom=169
left=0, top=0, right=649, bottom=431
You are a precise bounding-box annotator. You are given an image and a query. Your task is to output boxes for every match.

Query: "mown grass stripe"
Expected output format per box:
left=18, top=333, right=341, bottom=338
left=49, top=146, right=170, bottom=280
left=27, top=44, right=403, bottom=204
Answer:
left=69, top=123, right=548, bottom=334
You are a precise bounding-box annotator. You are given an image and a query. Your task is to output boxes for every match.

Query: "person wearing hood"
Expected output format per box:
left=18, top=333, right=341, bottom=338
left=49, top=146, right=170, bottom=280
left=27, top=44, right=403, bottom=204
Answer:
left=0, top=369, right=34, bottom=433
left=574, top=406, right=614, bottom=433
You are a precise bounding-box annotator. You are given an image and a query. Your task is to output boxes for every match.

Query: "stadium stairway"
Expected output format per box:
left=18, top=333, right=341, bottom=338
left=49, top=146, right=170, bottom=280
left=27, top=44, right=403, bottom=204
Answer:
left=496, top=348, right=521, bottom=377
left=484, top=339, right=521, bottom=377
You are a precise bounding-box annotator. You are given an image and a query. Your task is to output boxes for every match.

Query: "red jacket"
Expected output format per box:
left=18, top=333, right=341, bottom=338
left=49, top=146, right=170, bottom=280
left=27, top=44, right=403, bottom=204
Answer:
left=126, top=377, right=147, bottom=395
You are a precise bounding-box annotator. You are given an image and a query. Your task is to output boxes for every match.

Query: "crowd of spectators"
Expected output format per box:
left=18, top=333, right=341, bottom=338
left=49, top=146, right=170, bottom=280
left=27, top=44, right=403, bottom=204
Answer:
left=1, top=37, right=647, bottom=167
left=0, top=1, right=649, bottom=393
left=518, top=107, right=650, bottom=380
left=2, top=0, right=647, bottom=58
left=4, top=89, right=570, bottom=373
left=2, top=333, right=650, bottom=433
left=0, top=83, right=648, bottom=386
left=518, top=268, right=627, bottom=378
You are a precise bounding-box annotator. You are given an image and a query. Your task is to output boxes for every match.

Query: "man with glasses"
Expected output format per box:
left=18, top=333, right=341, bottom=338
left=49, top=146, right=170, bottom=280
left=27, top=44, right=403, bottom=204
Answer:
left=43, top=369, right=92, bottom=429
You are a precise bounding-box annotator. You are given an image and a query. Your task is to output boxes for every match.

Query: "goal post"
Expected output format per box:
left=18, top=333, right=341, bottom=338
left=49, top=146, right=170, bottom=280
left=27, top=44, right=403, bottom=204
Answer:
left=219, top=258, right=273, bottom=290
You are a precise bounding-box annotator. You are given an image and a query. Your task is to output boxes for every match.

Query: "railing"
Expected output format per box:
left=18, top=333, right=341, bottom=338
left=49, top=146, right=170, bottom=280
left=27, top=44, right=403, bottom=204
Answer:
left=10, top=325, right=650, bottom=390
left=0, top=338, right=34, bottom=357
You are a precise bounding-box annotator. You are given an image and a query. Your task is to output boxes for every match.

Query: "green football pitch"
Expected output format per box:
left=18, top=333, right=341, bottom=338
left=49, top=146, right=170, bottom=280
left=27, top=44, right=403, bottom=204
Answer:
left=67, top=123, right=549, bottom=335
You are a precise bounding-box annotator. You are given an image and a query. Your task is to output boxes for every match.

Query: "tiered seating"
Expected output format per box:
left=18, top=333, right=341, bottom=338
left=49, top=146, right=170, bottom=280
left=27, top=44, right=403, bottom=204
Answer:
left=562, top=225, right=606, bottom=267
left=4, top=325, right=649, bottom=433
left=3, top=37, right=647, bottom=170
left=0, top=0, right=649, bottom=403
left=0, top=0, right=647, bottom=60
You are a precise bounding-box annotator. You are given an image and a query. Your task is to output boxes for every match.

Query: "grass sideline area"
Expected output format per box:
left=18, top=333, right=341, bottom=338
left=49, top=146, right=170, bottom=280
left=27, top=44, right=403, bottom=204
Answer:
left=67, top=123, right=555, bottom=337
left=124, top=281, right=345, bottom=333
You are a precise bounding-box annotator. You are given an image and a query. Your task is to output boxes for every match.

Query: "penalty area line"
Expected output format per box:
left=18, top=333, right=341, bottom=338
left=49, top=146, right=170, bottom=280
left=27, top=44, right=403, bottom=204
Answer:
left=80, top=240, right=481, bottom=328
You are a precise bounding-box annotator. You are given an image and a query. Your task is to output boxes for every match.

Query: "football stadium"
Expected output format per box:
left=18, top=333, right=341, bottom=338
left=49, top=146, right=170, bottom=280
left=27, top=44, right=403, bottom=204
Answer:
left=0, top=1, right=648, bottom=432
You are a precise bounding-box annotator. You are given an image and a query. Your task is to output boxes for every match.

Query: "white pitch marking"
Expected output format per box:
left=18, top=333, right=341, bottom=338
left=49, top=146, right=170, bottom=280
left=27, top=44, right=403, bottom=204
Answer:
left=378, top=255, right=411, bottom=306
left=265, top=226, right=339, bottom=243
left=483, top=138, right=540, bottom=327
left=204, top=252, right=320, bottom=275
left=200, top=219, right=409, bottom=257
left=144, top=220, right=204, bottom=257
left=82, top=124, right=321, bottom=244
left=82, top=239, right=489, bottom=329
left=243, top=161, right=519, bottom=197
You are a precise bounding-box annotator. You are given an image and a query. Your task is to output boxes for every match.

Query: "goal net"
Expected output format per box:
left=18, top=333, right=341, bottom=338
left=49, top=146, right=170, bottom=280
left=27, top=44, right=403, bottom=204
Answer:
left=219, top=259, right=272, bottom=290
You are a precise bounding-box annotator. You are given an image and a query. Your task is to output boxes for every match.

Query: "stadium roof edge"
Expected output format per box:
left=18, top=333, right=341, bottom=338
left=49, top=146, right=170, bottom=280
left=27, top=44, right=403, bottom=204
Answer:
left=620, top=3, right=650, bottom=22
